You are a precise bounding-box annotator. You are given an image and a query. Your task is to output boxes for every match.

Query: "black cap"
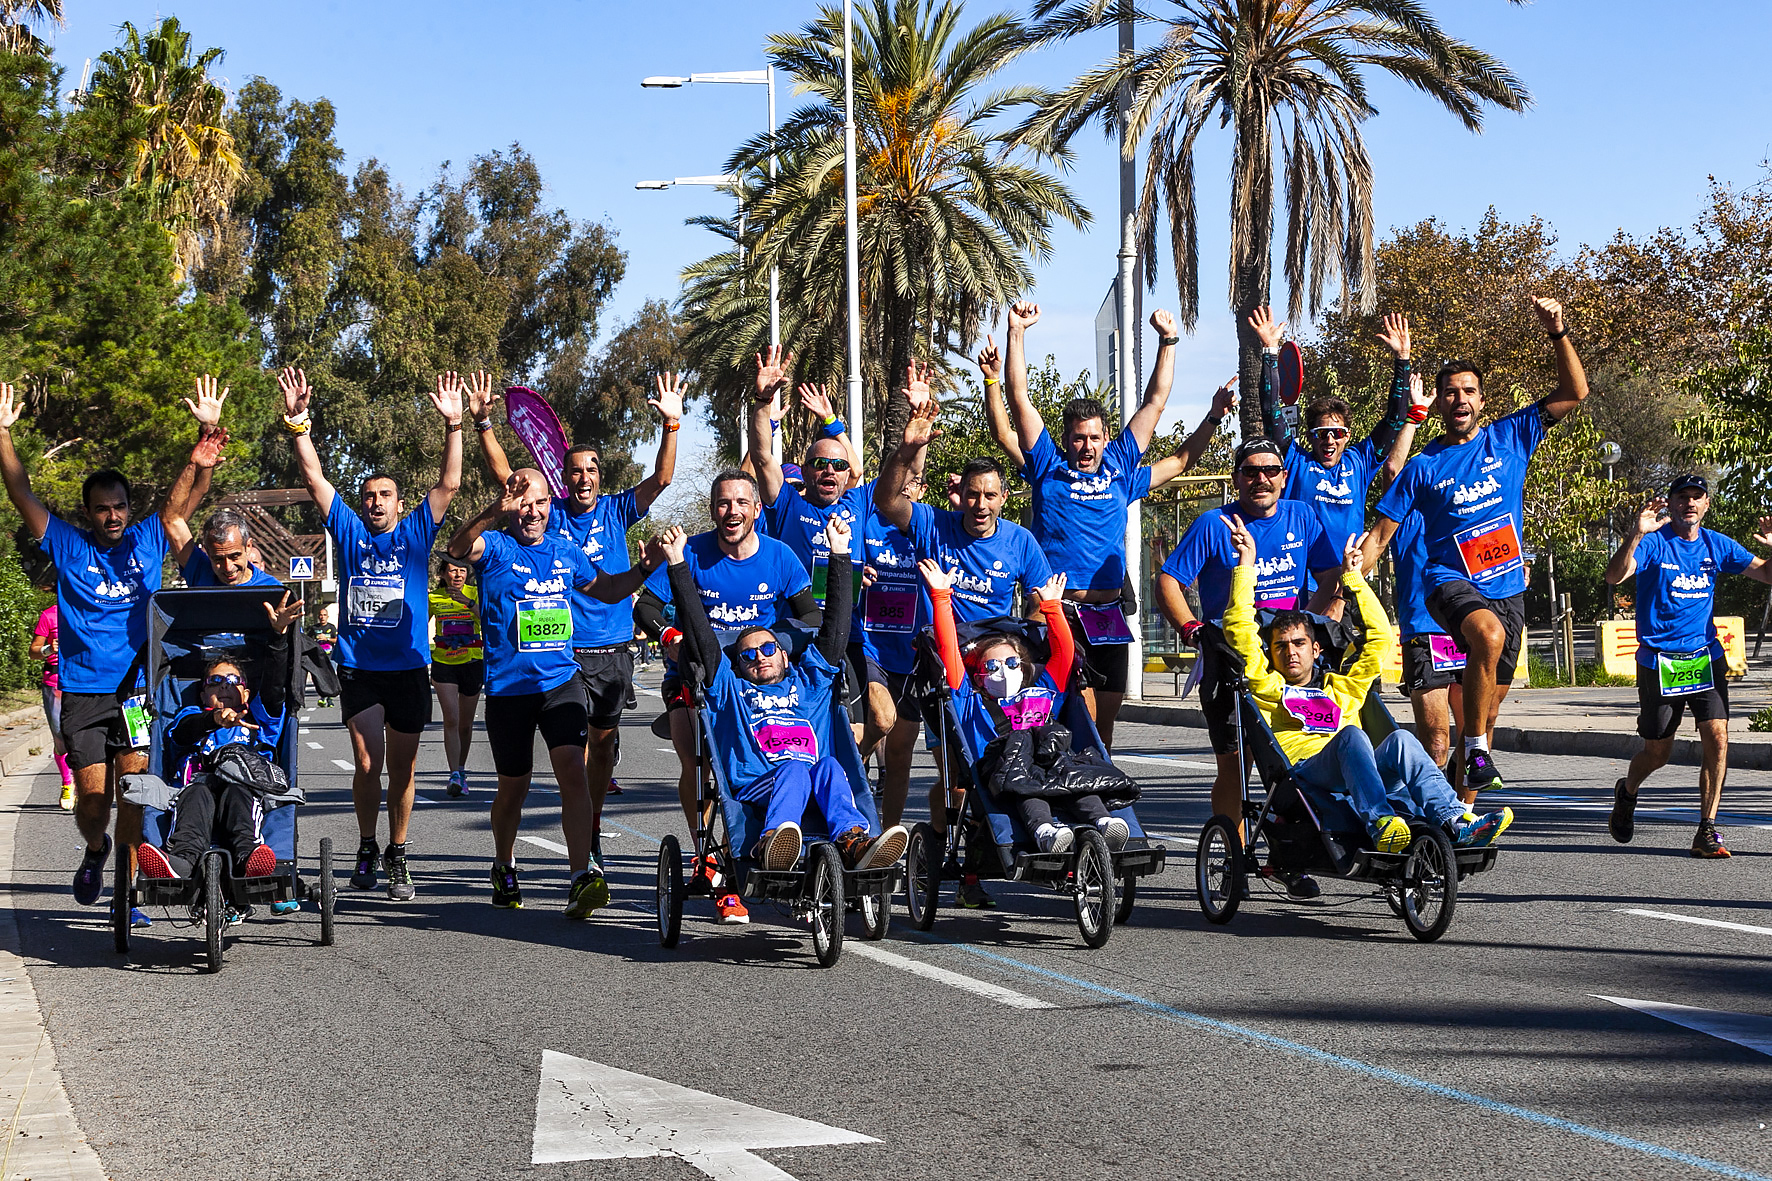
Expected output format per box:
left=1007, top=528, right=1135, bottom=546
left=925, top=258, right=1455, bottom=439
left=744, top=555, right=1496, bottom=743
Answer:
left=1234, top=437, right=1284, bottom=468
left=1668, top=474, right=1709, bottom=497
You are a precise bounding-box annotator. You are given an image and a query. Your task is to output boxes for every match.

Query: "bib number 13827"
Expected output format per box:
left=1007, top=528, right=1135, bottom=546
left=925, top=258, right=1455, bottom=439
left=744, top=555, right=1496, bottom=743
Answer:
left=517, top=597, right=572, bottom=651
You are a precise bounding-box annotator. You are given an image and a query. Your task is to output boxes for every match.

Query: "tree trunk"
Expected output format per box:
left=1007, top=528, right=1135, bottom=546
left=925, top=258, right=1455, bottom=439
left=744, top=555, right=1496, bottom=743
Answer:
left=1231, top=98, right=1275, bottom=443
left=878, top=285, right=916, bottom=471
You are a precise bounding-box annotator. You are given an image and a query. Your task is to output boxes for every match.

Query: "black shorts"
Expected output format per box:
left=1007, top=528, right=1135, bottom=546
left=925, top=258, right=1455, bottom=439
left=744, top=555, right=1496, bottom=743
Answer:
left=59, top=691, right=139, bottom=772
left=1198, top=634, right=1241, bottom=755
left=847, top=644, right=918, bottom=726
left=1401, top=636, right=1462, bottom=695
left=574, top=647, right=634, bottom=730
left=339, top=665, right=433, bottom=734
left=1424, top=582, right=1525, bottom=684
left=1636, top=664, right=1729, bottom=740
left=485, top=678, right=589, bottom=776
left=1066, top=609, right=1131, bottom=694
left=430, top=658, right=485, bottom=696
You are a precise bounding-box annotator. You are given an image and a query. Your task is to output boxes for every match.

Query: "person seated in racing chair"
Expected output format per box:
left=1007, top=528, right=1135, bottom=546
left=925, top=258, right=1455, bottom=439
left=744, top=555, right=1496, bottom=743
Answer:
left=137, top=592, right=303, bottom=880
left=662, top=519, right=909, bottom=874
left=920, top=560, right=1137, bottom=855
left=1222, top=514, right=1511, bottom=853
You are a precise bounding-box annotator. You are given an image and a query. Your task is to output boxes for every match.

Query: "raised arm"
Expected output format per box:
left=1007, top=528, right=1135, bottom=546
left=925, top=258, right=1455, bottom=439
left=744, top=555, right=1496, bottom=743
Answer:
left=920, top=562, right=966, bottom=691
left=464, top=371, right=513, bottom=485
left=445, top=476, right=523, bottom=564
left=797, top=382, right=862, bottom=483
left=813, top=516, right=854, bottom=664
left=258, top=592, right=304, bottom=717
left=750, top=345, right=792, bottom=507
left=162, top=372, right=231, bottom=557
left=1033, top=574, right=1074, bottom=687
left=1126, top=309, right=1181, bottom=449
left=1249, top=306, right=1290, bottom=446
left=584, top=548, right=665, bottom=604
left=426, top=372, right=465, bottom=523
left=0, top=383, right=50, bottom=540
left=633, top=373, right=684, bottom=513
left=1357, top=515, right=1401, bottom=578
left=1377, top=374, right=1432, bottom=493
left=278, top=367, right=337, bottom=518
left=1747, top=516, right=1772, bottom=586
left=1150, top=376, right=1237, bottom=488
left=1606, top=499, right=1665, bottom=585
left=874, top=380, right=940, bottom=535
left=660, top=528, right=721, bottom=688
left=1003, top=300, right=1045, bottom=451
left=1534, top=296, right=1590, bottom=423
left=976, top=335, right=1025, bottom=472
left=1367, top=313, right=1413, bottom=455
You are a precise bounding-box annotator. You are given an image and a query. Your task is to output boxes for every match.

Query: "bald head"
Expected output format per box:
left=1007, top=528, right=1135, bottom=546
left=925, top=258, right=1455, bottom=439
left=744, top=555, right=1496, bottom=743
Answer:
left=506, top=468, right=553, bottom=542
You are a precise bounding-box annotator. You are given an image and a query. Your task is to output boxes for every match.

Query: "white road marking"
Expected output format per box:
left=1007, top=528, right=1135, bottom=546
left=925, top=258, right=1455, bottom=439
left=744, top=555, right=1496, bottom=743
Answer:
left=330, top=759, right=353, bottom=771
left=1116, top=753, right=1219, bottom=771
left=1144, top=831, right=1199, bottom=848
left=306, top=741, right=323, bottom=750
left=521, top=836, right=570, bottom=856
left=842, top=942, right=1054, bottom=1010
left=299, top=727, right=311, bottom=734
left=1621, top=908, right=1772, bottom=938
left=1594, top=994, right=1772, bottom=1057
left=532, top=1050, right=877, bottom=1175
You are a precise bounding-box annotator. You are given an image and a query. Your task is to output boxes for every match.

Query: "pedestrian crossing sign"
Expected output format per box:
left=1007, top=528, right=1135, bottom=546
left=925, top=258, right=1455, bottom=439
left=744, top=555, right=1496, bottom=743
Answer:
left=288, top=555, right=316, bottom=580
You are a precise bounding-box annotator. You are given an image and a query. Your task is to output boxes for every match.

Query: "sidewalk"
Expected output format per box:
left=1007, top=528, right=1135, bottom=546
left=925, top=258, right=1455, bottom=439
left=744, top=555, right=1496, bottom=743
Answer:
left=1123, top=672, right=1772, bottom=770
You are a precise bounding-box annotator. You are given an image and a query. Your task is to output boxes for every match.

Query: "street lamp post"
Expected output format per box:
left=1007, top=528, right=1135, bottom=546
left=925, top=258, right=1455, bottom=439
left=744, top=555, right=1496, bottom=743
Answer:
left=841, top=0, right=863, bottom=460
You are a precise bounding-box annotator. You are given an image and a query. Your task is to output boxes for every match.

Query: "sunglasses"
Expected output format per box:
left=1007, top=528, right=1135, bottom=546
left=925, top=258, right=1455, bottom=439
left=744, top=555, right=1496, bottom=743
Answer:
left=809, top=456, right=851, bottom=472
left=205, top=673, right=244, bottom=687
left=739, top=641, right=781, bottom=663
left=981, top=656, right=1022, bottom=674
left=1238, top=464, right=1284, bottom=480
left=1308, top=426, right=1350, bottom=440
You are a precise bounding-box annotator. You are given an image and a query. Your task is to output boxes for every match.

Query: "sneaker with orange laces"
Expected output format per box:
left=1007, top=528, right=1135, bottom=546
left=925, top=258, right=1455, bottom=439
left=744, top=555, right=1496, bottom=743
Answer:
left=715, top=893, right=750, bottom=924
left=1692, top=822, right=1731, bottom=859
left=691, top=851, right=723, bottom=892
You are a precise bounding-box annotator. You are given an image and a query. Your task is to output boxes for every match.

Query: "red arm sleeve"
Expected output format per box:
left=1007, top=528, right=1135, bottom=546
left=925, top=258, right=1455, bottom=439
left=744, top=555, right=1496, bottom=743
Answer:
left=930, top=587, right=964, bottom=691
left=1039, top=598, right=1075, bottom=689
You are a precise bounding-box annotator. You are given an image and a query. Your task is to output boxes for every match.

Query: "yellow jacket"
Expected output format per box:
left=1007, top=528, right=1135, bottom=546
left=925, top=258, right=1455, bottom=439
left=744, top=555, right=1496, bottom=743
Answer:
left=1222, top=564, right=1389, bottom=764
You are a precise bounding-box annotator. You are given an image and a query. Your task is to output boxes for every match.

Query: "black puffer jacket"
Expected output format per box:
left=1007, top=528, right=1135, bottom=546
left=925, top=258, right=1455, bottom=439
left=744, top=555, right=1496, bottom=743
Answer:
left=985, top=724, right=1139, bottom=810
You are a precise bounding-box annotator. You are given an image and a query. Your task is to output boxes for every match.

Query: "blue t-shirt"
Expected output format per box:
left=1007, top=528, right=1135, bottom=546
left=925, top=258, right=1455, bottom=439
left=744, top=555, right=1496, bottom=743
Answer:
left=953, top=669, right=1065, bottom=763
left=641, top=531, right=812, bottom=628
left=1391, top=512, right=1439, bottom=640
left=1375, top=403, right=1549, bottom=600
left=1631, top=525, right=1755, bottom=665
left=179, top=549, right=283, bottom=589
left=169, top=697, right=287, bottom=785
left=550, top=490, right=645, bottom=648
left=40, top=514, right=168, bottom=694
left=1282, top=437, right=1381, bottom=553
left=325, top=498, right=441, bottom=672
left=858, top=497, right=923, bottom=675
left=1020, top=429, right=1152, bottom=592
left=1160, top=501, right=1338, bottom=621
left=706, top=646, right=840, bottom=801
left=473, top=530, right=598, bottom=696
left=766, top=482, right=869, bottom=602
left=907, top=503, right=1052, bottom=624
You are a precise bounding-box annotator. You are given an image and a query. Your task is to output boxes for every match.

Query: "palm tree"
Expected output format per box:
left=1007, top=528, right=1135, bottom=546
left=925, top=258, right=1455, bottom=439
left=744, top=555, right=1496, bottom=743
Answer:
left=684, top=0, right=1089, bottom=459
left=0, top=0, right=62, bottom=54
left=1019, top=1, right=1530, bottom=438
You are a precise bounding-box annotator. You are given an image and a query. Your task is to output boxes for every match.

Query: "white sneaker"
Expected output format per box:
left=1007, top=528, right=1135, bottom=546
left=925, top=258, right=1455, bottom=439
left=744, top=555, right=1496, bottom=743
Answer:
left=758, top=823, right=802, bottom=871
left=1043, top=824, right=1075, bottom=854
left=1097, top=816, right=1131, bottom=851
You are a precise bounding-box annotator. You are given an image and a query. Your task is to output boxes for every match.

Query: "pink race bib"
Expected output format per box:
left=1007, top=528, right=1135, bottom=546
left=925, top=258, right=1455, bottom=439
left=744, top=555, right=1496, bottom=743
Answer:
left=753, top=720, right=818, bottom=762
left=1000, top=688, right=1058, bottom=731
left=1076, top=603, right=1134, bottom=645
left=1428, top=633, right=1467, bottom=672
left=1280, top=688, right=1342, bottom=734
left=863, top=586, right=916, bottom=634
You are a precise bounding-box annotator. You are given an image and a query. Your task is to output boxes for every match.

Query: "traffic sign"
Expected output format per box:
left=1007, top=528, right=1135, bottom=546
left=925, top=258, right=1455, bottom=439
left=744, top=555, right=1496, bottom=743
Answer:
left=288, top=555, right=316, bottom=580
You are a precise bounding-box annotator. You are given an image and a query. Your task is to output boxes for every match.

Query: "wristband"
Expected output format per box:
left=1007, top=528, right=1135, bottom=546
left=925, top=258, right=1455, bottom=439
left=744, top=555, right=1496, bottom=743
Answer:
left=663, top=421, right=680, bottom=433
left=1179, top=620, right=1204, bottom=648
left=1160, top=335, right=1180, bottom=347
left=281, top=411, right=310, bottom=436
left=475, top=419, right=494, bottom=432
left=1261, top=346, right=1280, bottom=358
left=1548, top=328, right=1569, bottom=340
left=1206, top=414, right=1224, bottom=428
left=660, top=626, right=682, bottom=648
left=819, top=418, right=846, bottom=439
left=983, top=377, right=999, bottom=386
left=1407, top=405, right=1429, bottom=424
left=820, top=413, right=836, bottom=426
left=446, top=420, right=462, bottom=432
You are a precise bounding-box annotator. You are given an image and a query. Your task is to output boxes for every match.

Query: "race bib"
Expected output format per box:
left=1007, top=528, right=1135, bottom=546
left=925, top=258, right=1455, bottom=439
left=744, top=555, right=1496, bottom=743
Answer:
left=1280, top=688, right=1342, bottom=735
left=754, top=719, right=818, bottom=762
left=1000, top=688, right=1058, bottom=731
left=1076, top=603, right=1135, bottom=646
left=516, top=597, right=572, bottom=652
left=348, top=575, right=405, bottom=629
left=119, top=694, right=151, bottom=750
left=1254, top=592, right=1299, bottom=610
left=1454, top=514, right=1523, bottom=586
left=810, top=559, right=863, bottom=605
left=1428, top=633, right=1467, bottom=672
left=863, top=585, right=916, bottom=634
left=440, top=619, right=477, bottom=640
left=1657, top=649, right=1714, bottom=698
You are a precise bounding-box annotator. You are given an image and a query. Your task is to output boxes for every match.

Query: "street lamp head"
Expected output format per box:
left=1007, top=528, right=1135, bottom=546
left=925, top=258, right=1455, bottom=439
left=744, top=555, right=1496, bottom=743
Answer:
left=641, top=76, right=688, bottom=88
left=634, top=181, right=672, bottom=190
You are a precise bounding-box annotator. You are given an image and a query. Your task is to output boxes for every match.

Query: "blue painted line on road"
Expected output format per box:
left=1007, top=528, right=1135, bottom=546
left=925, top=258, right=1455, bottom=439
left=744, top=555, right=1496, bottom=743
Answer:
left=602, top=819, right=660, bottom=847
left=921, top=936, right=1772, bottom=1181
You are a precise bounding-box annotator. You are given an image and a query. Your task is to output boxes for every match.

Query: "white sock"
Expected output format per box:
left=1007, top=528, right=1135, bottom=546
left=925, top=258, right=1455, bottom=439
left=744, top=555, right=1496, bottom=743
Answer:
left=1463, top=734, right=1489, bottom=756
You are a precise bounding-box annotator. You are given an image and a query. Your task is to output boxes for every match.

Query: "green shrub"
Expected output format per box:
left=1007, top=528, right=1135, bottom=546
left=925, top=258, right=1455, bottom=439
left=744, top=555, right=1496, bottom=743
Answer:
left=1526, top=653, right=1635, bottom=688
left=0, top=547, right=39, bottom=693
left=1750, top=707, right=1772, bottom=733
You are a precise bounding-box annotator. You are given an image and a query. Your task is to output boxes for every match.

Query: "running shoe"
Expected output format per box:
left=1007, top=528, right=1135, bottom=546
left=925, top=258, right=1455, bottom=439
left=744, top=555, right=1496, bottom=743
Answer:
left=957, top=875, right=996, bottom=909
left=446, top=770, right=466, bottom=798
left=1454, top=808, right=1514, bottom=848
left=1281, top=872, right=1322, bottom=900
left=242, top=843, right=277, bottom=878
left=1035, top=824, right=1073, bottom=854
left=383, top=847, right=415, bottom=901
left=271, top=899, right=301, bottom=915
left=692, top=852, right=723, bottom=892
left=136, top=843, right=177, bottom=880
left=715, top=893, right=750, bottom=924
left=72, top=835, right=110, bottom=906
left=564, top=869, right=610, bottom=919
left=349, top=838, right=379, bottom=890
left=758, top=822, right=802, bottom=871
left=490, top=861, right=522, bottom=908
left=1097, top=816, right=1131, bottom=852
left=58, top=785, right=73, bottom=811
left=129, top=907, right=152, bottom=928
left=1608, top=778, right=1636, bottom=844
left=1373, top=815, right=1412, bottom=855
left=1463, top=747, right=1503, bottom=792
left=226, top=905, right=248, bottom=926
left=1692, top=823, right=1731, bottom=859
left=606, top=778, right=624, bottom=797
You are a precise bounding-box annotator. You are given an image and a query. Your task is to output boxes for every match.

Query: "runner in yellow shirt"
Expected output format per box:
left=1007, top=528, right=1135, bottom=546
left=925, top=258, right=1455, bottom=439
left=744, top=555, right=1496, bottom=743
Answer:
left=430, top=555, right=484, bottom=796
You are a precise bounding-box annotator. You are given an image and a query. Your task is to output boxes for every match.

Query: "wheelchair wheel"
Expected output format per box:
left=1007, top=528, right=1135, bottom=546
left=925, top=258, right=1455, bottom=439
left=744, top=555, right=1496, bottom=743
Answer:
left=859, top=879, right=890, bottom=941
left=656, top=834, right=684, bottom=949
left=318, top=837, right=335, bottom=947
left=1382, top=884, right=1405, bottom=920
left=1113, top=873, right=1137, bottom=925
left=203, top=855, right=225, bottom=974
left=1073, top=827, right=1115, bottom=949
left=1400, top=824, right=1457, bottom=942
left=905, top=822, right=941, bottom=932
left=111, top=842, right=131, bottom=955
left=807, top=843, right=845, bottom=969
left=1196, top=815, right=1243, bottom=925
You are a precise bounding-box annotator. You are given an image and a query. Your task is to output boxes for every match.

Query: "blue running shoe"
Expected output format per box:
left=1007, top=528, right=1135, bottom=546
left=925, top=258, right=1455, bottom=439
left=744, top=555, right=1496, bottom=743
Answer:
left=271, top=899, right=301, bottom=915
left=73, top=835, right=111, bottom=906
left=129, top=907, right=152, bottom=929
left=1454, top=807, right=1514, bottom=848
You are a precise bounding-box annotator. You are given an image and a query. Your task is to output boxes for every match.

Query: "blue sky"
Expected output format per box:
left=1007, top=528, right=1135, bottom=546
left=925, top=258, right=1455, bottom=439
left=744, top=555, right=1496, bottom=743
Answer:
left=41, top=1, right=1772, bottom=471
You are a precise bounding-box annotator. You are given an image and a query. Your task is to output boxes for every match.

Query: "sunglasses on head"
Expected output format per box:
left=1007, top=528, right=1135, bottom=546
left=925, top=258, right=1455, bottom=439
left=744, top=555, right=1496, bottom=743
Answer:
left=1309, top=426, right=1350, bottom=440
left=1239, top=464, right=1284, bottom=480
left=205, top=672, right=244, bottom=687
left=809, top=456, right=851, bottom=472
left=981, top=656, right=1021, bottom=674
left=739, top=641, right=781, bottom=663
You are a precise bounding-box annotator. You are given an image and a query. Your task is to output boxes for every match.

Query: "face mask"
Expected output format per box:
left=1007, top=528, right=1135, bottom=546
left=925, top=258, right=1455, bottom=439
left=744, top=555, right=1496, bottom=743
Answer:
left=981, top=655, right=1023, bottom=700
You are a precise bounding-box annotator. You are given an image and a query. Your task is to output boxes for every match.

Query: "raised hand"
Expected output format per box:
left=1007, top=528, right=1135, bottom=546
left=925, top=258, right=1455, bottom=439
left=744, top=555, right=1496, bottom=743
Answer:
left=902, top=384, right=942, bottom=448
left=277, top=367, right=311, bottom=418
left=651, top=372, right=686, bottom=423
left=429, top=372, right=465, bottom=425
left=193, top=427, right=230, bottom=468
left=1637, top=497, right=1668, bottom=536
left=1408, top=372, right=1431, bottom=413
left=212, top=703, right=255, bottom=729
left=1374, top=313, right=1411, bottom=360
left=184, top=373, right=230, bottom=436
left=1211, top=376, right=1238, bottom=417
left=1754, top=516, right=1772, bottom=550
left=975, top=336, right=1001, bottom=385
left=264, top=591, right=303, bottom=634
left=1532, top=295, right=1567, bottom=335
left=917, top=557, right=952, bottom=592
left=1036, top=571, right=1068, bottom=602
left=1343, top=530, right=1370, bottom=572
left=1247, top=305, right=1287, bottom=350
left=659, top=525, right=689, bottom=566
left=497, top=471, right=529, bottom=515
left=797, top=382, right=833, bottom=422
left=1150, top=308, right=1177, bottom=338
left=754, top=344, right=792, bottom=403
left=1223, top=512, right=1255, bottom=566
left=1007, top=301, right=1040, bottom=332
left=824, top=514, right=852, bottom=555
left=903, top=360, right=934, bottom=412
left=860, top=563, right=879, bottom=590
left=0, top=381, right=22, bottom=431
left=464, top=371, right=501, bottom=421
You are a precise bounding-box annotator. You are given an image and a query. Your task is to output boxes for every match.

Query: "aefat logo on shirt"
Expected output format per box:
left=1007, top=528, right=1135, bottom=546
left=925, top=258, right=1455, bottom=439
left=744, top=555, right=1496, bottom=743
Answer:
left=945, top=563, right=996, bottom=596
left=1451, top=474, right=1501, bottom=506
left=741, top=682, right=801, bottom=712
left=870, top=543, right=911, bottom=569
left=1253, top=551, right=1298, bottom=580
left=93, top=575, right=143, bottom=600
left=707, top=599, right=763, bottom=624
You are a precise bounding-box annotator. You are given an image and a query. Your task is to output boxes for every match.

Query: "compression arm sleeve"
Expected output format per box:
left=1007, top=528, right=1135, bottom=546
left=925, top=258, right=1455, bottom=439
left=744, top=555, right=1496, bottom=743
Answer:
left=1368, top=357, right=1412, bottom=455
left=1259, top=350, right=1288, bottom=446
left=169, top=709, right=216, bottom=747
left=814, top=552, right=853, bottom=665
left=930, top=587, right=964, bottom=691
left=787, top=587, right=820, bottom=627
left=667, top=561, right=722, bottom=689
left=632, top=588, right=670, bottom=639
left=259, top=630, right=291, bottom=717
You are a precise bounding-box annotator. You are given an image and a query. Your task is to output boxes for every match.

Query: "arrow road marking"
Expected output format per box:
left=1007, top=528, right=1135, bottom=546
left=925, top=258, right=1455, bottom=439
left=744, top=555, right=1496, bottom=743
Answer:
left=532, top=1050, right=877, bottom=1179
left=1594, top=995, right=1772, bottom=1057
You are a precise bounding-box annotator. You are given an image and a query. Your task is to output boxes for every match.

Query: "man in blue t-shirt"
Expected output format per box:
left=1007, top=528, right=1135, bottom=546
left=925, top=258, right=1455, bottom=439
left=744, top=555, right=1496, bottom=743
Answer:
left=1603, top=476, right=1772, bottom=858
left=448, top=469, right=663, bottom=915
left=280, top=365, right=464, bottom=902
left=1366, top=296, right=1589, bottom=798
left=1156, top=437, right=1341, bottom=878
left=983, top=300, right=1234, bottom=750
left=0, top=380, right=224, bottom=908
left=176, top=509, right=284, bottom=588
left=466, top=372, right=682, bottom=835
left=1393, top=511, right=1467, bottom=782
